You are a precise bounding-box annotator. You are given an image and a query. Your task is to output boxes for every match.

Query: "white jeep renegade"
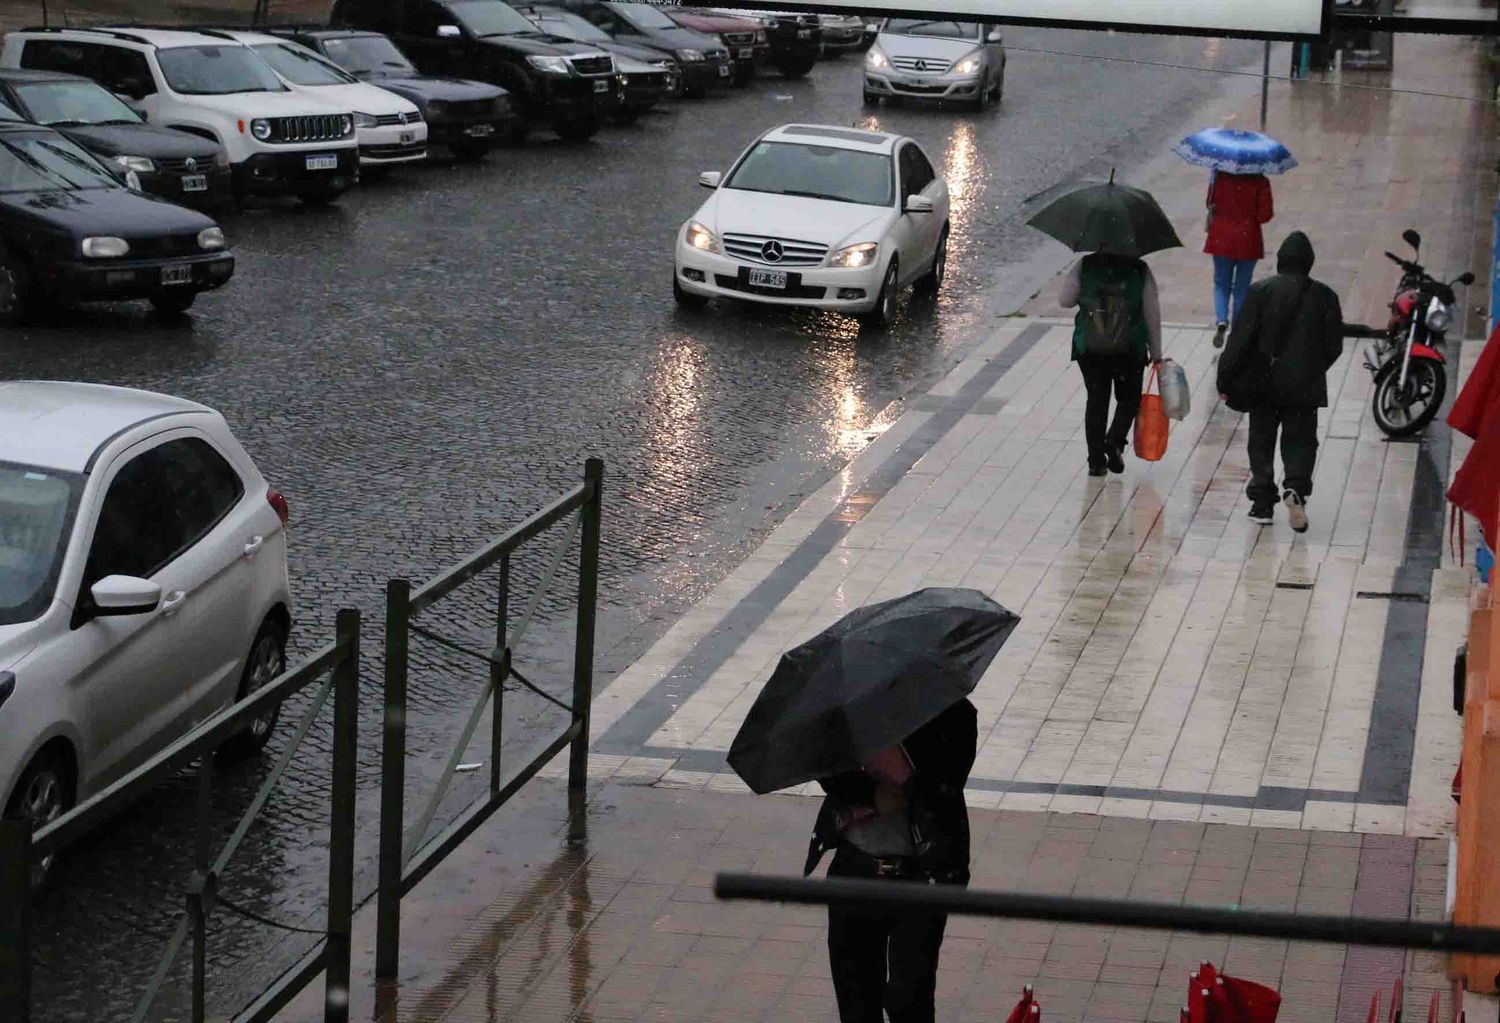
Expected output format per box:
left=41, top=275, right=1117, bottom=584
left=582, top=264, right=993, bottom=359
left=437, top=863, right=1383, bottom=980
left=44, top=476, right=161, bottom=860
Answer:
left=2, top=27, right=361, bottom=204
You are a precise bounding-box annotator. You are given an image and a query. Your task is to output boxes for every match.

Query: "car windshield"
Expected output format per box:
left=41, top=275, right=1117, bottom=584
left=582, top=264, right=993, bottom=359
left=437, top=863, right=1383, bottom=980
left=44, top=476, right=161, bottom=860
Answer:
left=156, top=45, right=288, bottom=95
left=15, top=80, right=142, bottom=126
left=608, top=1, right=678, bottom=30
left=0, top=132, right=120, bottom=192
left=321, top=34, right=419, bottom=75
left=448, top=0, right=543, bottom=36
left=252, top=42, right=358, bottom=86
left=535, top=11, right=611, bottom=42
left=883, top=18, right=980, bottom=38
left=725, top=140, right=893, bottom=207
left=0, top=463, right=80, bottom=626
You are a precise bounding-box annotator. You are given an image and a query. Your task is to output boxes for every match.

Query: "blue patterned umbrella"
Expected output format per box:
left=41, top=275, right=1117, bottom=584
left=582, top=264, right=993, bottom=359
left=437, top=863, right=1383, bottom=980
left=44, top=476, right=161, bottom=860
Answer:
left=1173, top=128, right=1298, bottom=176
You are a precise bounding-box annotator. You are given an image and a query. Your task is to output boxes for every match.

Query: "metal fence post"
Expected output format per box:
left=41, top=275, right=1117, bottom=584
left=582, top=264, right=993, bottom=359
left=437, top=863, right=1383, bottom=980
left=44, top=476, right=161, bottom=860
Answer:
left=568, top=458, right=603, bottom=844
left=190, top=749, right=215, bottom=1023
left=492, top=554, right=510, bottom=798
left=325, top=608, right=360, bottom=1023
left=0, top=819, right=31, bottom=1023
left=376, top=582, right=409, bottom=983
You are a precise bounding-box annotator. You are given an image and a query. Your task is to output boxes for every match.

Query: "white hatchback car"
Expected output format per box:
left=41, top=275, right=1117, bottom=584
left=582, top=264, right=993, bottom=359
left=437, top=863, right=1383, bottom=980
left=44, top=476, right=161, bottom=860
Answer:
left=673, top=123, right=950, bottom=326
left=0, top=382, right=293, bottom=857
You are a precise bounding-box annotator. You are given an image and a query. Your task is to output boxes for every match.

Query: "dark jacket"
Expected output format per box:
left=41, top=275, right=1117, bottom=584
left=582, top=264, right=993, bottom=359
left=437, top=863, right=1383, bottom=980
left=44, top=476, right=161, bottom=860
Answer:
left=1217, top=232, right=1344, bottom=408
left=805, top=699, right=978, bottom=885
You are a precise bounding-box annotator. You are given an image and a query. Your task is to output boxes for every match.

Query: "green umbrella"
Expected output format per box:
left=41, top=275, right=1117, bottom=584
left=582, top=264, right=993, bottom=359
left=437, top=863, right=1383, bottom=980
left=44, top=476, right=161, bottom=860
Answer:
left=1027, top=170, right=1182, bottom=258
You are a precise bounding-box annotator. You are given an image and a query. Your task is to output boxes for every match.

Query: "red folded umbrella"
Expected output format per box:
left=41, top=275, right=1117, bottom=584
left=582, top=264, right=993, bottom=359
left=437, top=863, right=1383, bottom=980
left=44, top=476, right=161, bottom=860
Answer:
left=1004, top=985, right=1035, bottom=1023
left=1388, top=979, right=1403, bottom=1023
left=1446, top=326, right=1500, bottom=551
left=1368, top=991, right=1382, bottom=1023
left=1189, top=984, right=1213, bottom=1023
left=1425, top=991, right=1439, bottom=1023
left=1220, top=975, right=1282, bottom=1023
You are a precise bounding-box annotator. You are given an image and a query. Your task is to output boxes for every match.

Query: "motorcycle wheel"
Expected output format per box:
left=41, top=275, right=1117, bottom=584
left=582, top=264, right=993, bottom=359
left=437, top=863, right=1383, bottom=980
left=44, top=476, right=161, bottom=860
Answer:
left=1371, top=358, right=1446, bottom=437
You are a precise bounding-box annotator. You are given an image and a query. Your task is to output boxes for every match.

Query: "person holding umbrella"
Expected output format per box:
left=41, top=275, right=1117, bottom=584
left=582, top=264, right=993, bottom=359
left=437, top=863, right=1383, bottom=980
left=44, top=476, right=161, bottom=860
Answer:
left=728, top=588, right=1020, bottom=1023
left=1173, top=128, right=1298, bottom=348
left=1028, top=171, right=1177, bottom=476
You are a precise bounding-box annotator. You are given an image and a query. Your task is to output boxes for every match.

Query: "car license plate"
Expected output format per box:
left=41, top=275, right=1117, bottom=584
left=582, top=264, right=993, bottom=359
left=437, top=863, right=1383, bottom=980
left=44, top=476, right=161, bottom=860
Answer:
left=161, top=264, right=193, bottom=286
left=181, top=174, right=208, bottom=192
left=797, top=28, right=812, bottom=37
left=306, top=154, right=338, bottom=171
left=399, top=131, right=415, bottom=144
left=718, top=64, right=731, bottom=77
left=749, top=268, right=787, bottom=289
left=592, top=79, right=609, bottom=93
left=737, top=46, right=754, bottom=58
left=465, top=123, right=495, bottom=137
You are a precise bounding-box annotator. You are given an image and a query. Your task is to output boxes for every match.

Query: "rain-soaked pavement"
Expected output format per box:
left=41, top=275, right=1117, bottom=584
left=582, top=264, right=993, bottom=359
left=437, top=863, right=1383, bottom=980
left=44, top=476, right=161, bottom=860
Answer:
left=2, top=27, right=1264, bottom=1019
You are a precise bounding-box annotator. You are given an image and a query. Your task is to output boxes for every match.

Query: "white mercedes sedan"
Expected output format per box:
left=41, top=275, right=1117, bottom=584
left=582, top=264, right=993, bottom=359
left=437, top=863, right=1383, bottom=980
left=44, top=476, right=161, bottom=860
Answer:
left=672, top=123, right=951, bottom=327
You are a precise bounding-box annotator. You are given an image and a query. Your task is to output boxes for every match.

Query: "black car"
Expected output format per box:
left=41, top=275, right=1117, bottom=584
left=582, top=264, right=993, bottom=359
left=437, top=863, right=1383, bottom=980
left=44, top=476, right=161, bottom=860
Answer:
left=522, top=7, right=677, bottom=117
left=545, top=0, right=730, bottom=95
left=717, top=8, right=821, bottom=77
left=0, top=122, right=234, bottom=321
left=330, top=0, right=624, bottom=142
left=267, top=28, right=518, bottom=160
left=0, top=69, right=230, bottom=210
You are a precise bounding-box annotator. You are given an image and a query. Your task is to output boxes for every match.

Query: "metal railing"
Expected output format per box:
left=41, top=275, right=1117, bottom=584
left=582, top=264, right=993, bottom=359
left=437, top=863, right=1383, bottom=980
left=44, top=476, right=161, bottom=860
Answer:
left=375, top=458, right=602, bottom=982
left=714, top=873, right=1500, bottom=955
left=0, top=608, right=361, bottom=1023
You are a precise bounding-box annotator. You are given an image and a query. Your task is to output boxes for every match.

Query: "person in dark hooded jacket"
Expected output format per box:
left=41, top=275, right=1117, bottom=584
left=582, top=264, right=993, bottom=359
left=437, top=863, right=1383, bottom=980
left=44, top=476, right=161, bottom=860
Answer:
left=1216, top=231, right=1343, bottom=532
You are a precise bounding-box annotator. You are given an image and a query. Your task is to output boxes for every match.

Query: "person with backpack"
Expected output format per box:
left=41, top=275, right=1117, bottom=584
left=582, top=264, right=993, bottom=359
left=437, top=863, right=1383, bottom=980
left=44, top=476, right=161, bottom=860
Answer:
left=1060, top=251, right=1164, bottom=476
left=1216, top=231, right=1343, bottom=532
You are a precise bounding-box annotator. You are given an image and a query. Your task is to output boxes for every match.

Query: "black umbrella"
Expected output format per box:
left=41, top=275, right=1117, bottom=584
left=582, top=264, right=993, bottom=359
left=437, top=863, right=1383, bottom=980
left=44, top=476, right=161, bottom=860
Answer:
left=727, top=587, right=1020, bottom=794
left=1027, top=170, right=1182, bottom=258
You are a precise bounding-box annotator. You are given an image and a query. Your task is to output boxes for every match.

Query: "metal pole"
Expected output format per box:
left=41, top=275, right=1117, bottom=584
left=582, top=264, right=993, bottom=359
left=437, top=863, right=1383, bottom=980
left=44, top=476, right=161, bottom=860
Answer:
left=324, top=608, right=360, bottom=1023
left=191, top=751, right=214, bottom=1023
left=375, top=580, right=410, bottom=983
left=491, top=554, right=510, bottom=798
left=1260, top=40, right=1271, bottom=131
left=0, top=819, right=31, bottom=1023
left=568, top=458, right=603, bottom=844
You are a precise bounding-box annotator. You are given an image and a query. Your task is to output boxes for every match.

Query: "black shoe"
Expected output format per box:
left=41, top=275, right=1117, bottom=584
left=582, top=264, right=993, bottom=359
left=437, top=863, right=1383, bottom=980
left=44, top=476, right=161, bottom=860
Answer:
left=1283, top=489, right=1309, bottom=533
left=1248, top=502, right=1275, bottom=525
left=1088, top=464, right=1107, bottom=477
left=1213, top=322, right=1227, bottom=349
left=1106, top=444, right=1125, bottom=474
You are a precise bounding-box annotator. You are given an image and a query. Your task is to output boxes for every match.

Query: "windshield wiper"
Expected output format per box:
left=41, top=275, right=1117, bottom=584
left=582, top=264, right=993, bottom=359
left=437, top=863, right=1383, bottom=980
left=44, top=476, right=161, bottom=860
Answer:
left=98, top=118, right=140, bottom=126
left=44, top=119, right=97, bottom=128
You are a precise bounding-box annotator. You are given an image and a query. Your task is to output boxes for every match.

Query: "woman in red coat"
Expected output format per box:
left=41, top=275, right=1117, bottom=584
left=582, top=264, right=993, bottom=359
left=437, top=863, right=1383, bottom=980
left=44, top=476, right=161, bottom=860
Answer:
left=1205, top=171, right=1274, bottom=347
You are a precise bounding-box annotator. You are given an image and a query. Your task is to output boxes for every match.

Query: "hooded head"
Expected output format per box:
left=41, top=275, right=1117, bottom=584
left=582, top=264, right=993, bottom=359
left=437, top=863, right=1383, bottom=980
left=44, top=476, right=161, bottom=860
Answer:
left=1277, top=231, right=1315, bottom=275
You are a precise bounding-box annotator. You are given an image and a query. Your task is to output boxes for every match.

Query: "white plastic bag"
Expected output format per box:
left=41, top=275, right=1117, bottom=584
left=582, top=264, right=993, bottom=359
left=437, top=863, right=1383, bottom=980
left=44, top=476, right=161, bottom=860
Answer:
left=1159, top=358, right=1191, bottom=421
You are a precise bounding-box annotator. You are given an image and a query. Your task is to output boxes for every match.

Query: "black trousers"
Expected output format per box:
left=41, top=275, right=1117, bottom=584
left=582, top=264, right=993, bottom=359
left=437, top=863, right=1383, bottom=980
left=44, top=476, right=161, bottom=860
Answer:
left=826, top=847, right=949, bottom=1023
left=1247, top=405, right=1319, bottom=504
left=1076, top=354, right=1146, bottom=469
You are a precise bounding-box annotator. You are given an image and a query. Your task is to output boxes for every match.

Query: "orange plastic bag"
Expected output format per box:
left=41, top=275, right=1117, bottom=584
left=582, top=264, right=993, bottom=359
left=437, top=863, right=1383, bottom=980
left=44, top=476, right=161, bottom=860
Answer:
left=1134, top=365, right=1169, bottom=462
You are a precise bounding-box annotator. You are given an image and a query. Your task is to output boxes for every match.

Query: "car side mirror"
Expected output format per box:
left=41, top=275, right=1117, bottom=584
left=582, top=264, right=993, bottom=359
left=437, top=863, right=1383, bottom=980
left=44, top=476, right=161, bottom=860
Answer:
left=89, top=575, right=161, bottom=618
left=113, top=77, right=149, bottom=100
left=437, top=24, right=462, bottom=38
left=985, top=28, right=1003, bottom=42
left=1402, top=228, right=1421, bottom=251
left=1458, top=271, right=1476, bottom=286
left=698, top=170, right=721, bottom=188
left=905, top=194, right=934, bottom=214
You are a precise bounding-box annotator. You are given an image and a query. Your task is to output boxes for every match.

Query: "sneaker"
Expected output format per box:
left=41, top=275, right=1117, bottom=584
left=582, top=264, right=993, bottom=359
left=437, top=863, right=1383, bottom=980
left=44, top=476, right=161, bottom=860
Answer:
left=1213, top=322, right=1228, bottom=349
left=1283, top=489, right=1308, bottom=533
left=1248, top=503, right=1275, bottom=525
left=1088, top=465, right=1107, bottom=478
left=1106, top=444, right=1125, bottom=474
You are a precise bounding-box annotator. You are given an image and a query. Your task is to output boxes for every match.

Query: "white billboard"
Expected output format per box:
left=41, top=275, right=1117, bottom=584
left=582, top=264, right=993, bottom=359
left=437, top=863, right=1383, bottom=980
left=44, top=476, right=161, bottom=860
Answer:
left=719, top=0, right=1329, bottom=38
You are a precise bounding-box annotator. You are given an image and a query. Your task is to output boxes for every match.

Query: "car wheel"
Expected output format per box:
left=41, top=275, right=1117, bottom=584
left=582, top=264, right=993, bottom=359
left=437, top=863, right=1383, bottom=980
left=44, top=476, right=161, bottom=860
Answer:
left=219, top=617, right=287, bottom=762
left=674, top=272, right=708, bottom=309
left=861, top=258, right=898, bottom=328
left=5, top=750, right=73, bottom=889
left=971, top=78, right=991, bottom=112
left=612, top=106, right=645, bottom=125
left=915, top=227, right=948, bottom=297
left=732, top=64, right=755, bottom=87
left=150, top=291, right=197, bottom=317
left=553, top=116, right=599, bottom=142
left=993, top=66, right=1005, bottom=106
left=779, top=57, right=816, bottom=78
left=0, top=254, right=32, bottom=326
left=450, top=140, right=491, bottom=162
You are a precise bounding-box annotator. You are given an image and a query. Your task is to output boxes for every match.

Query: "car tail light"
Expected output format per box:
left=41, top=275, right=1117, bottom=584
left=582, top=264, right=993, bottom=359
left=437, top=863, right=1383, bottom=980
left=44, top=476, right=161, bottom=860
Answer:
left=268, top=488, right=289, bottom=526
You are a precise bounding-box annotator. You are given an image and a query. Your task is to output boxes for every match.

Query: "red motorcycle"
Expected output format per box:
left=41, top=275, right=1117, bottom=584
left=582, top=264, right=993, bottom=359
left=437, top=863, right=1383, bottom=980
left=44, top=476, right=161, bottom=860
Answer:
left=1362, top=229, right=1474, bottom=437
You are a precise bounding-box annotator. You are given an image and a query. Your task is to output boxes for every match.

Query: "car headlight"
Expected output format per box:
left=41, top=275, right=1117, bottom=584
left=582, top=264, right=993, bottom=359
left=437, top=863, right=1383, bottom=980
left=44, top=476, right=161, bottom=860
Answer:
left=1426, top=299, right=1453, bottom=332
left=197, top=227, right=226, bottom=251
left=354, top=111, right=380, bottom=128
left=82, top=236, right=129, bottom=259
left=829, top=242, right=878, bottom=268
left=755, top=29, right=767, bottom=42
left=764, top=17, right=780, bottom=28
left=527, top=55, right=571, bottom=74
left=953, top=51, right=983, bottom=75
left=111, top=155, right=154, bottom=173
left=685, top=220, right=719, bottom=253
left=250, top=117, right=272, bottom=140
left=866, top=46, right=888, bottom=69
left=339, top=114, right=354, bottom=137
left=676, top=48, right=705, bottom=61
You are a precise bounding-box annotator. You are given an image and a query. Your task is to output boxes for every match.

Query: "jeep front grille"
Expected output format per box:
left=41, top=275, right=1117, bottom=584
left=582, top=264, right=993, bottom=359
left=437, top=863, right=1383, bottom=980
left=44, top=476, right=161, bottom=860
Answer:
left=269, top=114, right=349, bottom=143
